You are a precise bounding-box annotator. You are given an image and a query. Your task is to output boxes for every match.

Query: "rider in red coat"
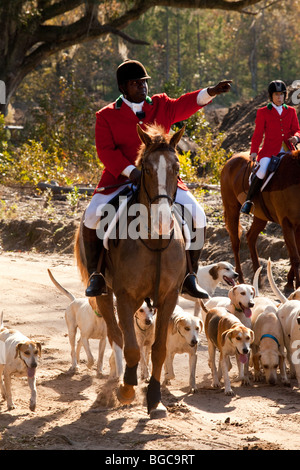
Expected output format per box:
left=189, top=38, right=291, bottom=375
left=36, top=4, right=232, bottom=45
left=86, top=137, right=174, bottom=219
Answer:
left=241, top=80, right=300, bottom=214
left=83, top=59, right=232, bottom=296
left=94, top=89, right=201, bottom=195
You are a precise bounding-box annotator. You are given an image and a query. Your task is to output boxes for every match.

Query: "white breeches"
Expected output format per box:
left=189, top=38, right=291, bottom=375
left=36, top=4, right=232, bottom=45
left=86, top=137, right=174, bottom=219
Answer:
left=256, top=157, right=270, bottom=180
left=84, top=186, right=206, bottom=235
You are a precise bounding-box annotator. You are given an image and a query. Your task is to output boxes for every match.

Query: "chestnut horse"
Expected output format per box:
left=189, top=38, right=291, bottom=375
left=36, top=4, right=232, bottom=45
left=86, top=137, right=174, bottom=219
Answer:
left=220, top=150, right=300, bottom=292
left=74, top=124, right=187, bottom=418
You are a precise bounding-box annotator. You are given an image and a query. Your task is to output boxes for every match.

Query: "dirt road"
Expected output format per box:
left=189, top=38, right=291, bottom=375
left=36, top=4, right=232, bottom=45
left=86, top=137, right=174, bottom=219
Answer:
left=1, top=250, right=300, bottom=451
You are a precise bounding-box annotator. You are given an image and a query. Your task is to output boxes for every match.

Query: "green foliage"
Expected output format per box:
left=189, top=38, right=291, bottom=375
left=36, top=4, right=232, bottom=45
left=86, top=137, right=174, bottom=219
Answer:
left=195, top=130, right=229, bottom=184
left=0, top=111, right=102, bottom=186
left=23, top=75, right=96, bottom=162
left=0, top=138, right=102, bottom=186
left=0, top=114, right=14, bottom=179
left=174, top=110, right=230, bottom=184
left=192, top=111, right=230, bottom=183
left=2, top=71, right=103, bottom=186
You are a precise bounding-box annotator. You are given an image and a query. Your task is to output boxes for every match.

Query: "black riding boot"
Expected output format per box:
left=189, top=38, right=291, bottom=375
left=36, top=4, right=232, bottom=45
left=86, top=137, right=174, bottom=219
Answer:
left=82, top=225, right=107, bottom=297
left=181, top=224, right=209, bottom=300
left=240, top=175, right=264, bottom=215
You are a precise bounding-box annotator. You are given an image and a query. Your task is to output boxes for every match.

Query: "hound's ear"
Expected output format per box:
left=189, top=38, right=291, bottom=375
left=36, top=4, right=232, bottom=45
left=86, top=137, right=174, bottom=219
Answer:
left=249, top=330, right=255, bottom=343
left=136, top=124, right=152, bottom=146
left=228, top=287, right=236, bottom=301
left=15, top=342, right=25, bottom=359
left=172, top=319, right=178, bottom=335
left=36, top=342, right=42, bottom=356
left=208, top=265, right=219, bottom=281
left=199, top=319, right=204, bottom=333
left=221, top=330, right=230, bottom=346
left=170, top=125, right=185, bottom=148
left=172, top=317, right=184, bottom=335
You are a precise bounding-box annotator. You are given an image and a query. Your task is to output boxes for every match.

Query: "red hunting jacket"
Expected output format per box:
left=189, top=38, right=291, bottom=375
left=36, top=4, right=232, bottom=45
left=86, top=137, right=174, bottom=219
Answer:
left=94, top=91, right=209, bottom=194
left=250, top=103, right=300, bottom=161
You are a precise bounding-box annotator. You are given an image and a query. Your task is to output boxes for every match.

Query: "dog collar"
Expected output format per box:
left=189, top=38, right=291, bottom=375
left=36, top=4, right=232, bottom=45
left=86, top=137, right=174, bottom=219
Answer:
left=260, top=334, right=280, bottom=348
left=94, top=310, right=102, bottom=318
left=235, top=306, right=243, bottom=313
left=134, top=315, right=149, bottom=332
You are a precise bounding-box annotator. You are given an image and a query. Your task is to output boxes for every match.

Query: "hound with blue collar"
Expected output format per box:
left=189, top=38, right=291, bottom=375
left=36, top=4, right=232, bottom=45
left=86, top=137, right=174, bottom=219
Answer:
left=250, top=296, right=289, bottom=386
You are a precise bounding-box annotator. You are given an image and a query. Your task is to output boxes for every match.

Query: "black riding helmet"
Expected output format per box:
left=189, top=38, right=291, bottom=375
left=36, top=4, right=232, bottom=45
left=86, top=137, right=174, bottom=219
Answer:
left=268, top=80, right=287, bottom=101
left=116, top=60, right=151, bottom=92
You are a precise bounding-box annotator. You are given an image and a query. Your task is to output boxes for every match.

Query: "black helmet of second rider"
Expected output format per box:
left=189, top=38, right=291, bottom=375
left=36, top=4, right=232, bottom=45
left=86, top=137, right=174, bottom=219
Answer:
left=268, top=80, right=287, bottom=102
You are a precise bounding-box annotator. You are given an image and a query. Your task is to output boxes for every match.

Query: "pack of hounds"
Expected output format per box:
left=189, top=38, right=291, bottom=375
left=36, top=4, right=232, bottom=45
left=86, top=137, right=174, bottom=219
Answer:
left=1, top=258, right=300, bottom=411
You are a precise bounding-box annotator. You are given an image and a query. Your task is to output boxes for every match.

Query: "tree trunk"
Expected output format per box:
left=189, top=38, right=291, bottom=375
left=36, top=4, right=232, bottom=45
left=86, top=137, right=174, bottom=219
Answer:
left=0, top=0, right=263, bottom=113
left=176, top=10, right=181, bottom=87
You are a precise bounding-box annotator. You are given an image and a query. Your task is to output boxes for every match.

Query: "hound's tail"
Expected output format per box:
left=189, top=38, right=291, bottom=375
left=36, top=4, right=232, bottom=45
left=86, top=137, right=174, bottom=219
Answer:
left=47, top=269, right=75, bottom=302
left=253, top=266, right=262, bottom=297
left=267, top=258, right=287, bottom=303
left=199, top=299, right=208, bottom=314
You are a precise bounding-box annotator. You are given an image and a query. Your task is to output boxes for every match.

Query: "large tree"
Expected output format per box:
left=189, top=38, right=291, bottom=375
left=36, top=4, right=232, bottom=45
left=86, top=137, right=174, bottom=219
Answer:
left=0, top=0, right=264, bottom=113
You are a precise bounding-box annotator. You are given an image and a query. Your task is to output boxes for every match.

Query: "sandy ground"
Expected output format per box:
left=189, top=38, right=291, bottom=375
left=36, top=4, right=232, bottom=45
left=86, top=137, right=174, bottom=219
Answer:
left=1, top=250, right=300, bottom=452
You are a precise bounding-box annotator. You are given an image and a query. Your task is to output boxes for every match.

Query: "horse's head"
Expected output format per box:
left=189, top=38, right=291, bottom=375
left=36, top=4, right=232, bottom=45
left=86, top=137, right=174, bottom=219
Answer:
left=136, top=124, right=185, bottom=237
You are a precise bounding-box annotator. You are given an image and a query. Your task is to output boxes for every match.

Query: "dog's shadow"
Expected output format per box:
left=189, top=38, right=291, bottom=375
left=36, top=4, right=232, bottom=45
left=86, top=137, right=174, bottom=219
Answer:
left=41, top=370, right=95, bottom=403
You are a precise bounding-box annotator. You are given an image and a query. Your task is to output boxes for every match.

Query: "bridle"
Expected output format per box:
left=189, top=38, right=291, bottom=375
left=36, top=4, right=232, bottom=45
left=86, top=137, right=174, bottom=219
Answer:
left=140, top=154, right=178, bottom=208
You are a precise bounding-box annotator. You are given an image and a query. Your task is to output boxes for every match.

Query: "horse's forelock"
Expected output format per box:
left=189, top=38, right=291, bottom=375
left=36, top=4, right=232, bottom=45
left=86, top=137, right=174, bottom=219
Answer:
left=135, top=125, right=175, bottom=167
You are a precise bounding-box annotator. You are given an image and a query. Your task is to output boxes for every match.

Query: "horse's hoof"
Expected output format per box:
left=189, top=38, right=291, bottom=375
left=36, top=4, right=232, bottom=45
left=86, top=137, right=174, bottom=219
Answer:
left=149, top=402, right=168, bottom=419
left=117, top=383, right=135, bottom=405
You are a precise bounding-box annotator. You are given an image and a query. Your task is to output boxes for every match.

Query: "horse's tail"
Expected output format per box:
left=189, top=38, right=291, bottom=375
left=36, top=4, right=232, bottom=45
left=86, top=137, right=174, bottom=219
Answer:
left=74, top=216, right=89, bottom=287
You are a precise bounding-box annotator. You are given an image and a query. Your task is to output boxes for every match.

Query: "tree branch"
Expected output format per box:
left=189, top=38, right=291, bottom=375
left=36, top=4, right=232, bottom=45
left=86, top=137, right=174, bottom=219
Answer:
left=23, top=19, right=148, bottom=76
left=144, top=0, right=263, bottom=12
left=40, top=0, right=84, bottom=22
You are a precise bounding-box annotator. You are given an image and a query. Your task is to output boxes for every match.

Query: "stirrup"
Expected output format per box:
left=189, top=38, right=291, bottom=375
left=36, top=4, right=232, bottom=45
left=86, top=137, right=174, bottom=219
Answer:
left=240, top=200, right=253, bottom=215
left=85, top=272, right=107, bottom=297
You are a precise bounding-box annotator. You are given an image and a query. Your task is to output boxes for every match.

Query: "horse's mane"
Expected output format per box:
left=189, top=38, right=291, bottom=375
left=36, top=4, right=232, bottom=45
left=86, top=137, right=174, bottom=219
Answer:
left=135, top=124, right=176, bottom=167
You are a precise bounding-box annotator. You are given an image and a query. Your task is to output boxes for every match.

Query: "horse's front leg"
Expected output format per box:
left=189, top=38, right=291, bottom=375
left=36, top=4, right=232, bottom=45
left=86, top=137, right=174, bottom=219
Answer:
left=95, top=291, right=123, bottom=377
left=116, top=295, right=141, bottom=405
left=147, top=292, right=178, bottom=419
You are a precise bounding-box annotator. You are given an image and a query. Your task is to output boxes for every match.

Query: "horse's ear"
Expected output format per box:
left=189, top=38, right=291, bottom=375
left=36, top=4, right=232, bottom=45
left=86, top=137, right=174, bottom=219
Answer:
left=136, top=124, right=152, bottom=146
left=170, top=125, right=185, bottom=148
